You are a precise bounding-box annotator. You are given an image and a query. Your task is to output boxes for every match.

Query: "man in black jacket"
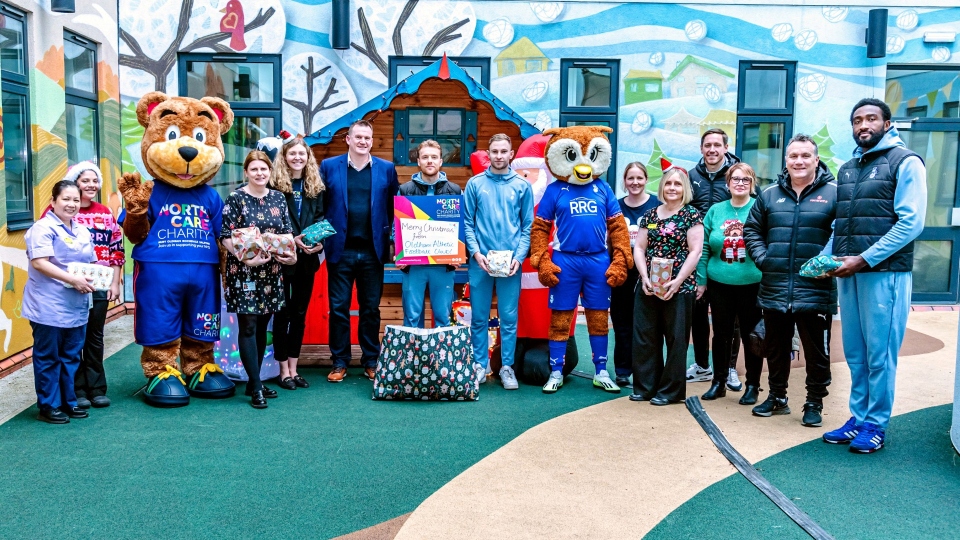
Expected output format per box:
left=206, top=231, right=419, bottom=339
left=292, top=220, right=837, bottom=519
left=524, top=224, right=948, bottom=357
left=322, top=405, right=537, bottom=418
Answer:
left=687, top=129, right=744, bottom=390
left=396, top=140, right=463, bottom=330
left=743, top=134, right=837, bottom=427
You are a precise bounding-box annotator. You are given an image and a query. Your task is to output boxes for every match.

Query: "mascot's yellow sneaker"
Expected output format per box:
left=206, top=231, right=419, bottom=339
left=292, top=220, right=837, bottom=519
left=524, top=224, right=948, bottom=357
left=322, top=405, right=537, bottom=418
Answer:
left=144, top=365, right=190, bottom=408
left=187, top=363, right=236, bottom=399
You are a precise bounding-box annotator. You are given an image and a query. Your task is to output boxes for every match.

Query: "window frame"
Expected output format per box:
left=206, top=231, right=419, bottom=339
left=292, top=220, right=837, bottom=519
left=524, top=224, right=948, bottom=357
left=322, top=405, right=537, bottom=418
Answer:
left=736, top=61, right=796, bottom=116
left=559, top=58, right=620, bottom=115
left=395, top=107, right=471, bottom=167
left=887, top=64, right=960, bottom=126
left=388, top=56, right=490, bottom=87
left=63, top=31, right=100, bottom=168
left=177, top=53, right=282, bottom=111
left=2, top=2, right=32, bottom=230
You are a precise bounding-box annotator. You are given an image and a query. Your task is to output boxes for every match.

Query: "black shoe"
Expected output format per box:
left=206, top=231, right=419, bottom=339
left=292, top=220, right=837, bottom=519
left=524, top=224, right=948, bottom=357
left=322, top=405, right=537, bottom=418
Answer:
left=615, top=376, right=631, bottom=387
left=261, top=386, right=278, bottom=399
left=701, top=381, right=727, bottom=400
left=59, top=406, right=89, bottom=419
left=76, top=397, right=91, bottom=409
left=801, top=402, right=823, bottom=427
left=752, top=395, right=790, bottom=417
left=740, top=385, right=761, bottom=405
left=250, top=390, right=268, bottom=409
left=278, top=377, right=297, bottom=391
left=628, top=393, right=650, bottom=402
left=90, top=395, right=111, bottom=408
left=650, top=396, right=680, bottom=406
left=38, top=409, right=69, bottom=424
left=292, top=375, right=310, bottom=388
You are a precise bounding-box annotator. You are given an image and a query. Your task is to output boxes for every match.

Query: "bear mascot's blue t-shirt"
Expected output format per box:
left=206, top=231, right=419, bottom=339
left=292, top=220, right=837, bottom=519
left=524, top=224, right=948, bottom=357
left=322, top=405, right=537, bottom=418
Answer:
left=126, top=182, right=223, bottom=262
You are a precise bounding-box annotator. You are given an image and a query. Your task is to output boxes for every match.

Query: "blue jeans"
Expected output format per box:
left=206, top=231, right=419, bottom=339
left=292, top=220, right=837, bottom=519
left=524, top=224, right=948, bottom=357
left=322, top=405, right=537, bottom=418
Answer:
left=401, top=265, right=455, bottom=327
left=838, top=271, right=911, bottom=430
left=327, top=247, right=385, bottom=368
left=468, top=260, right=521, bottom=369
left=30, top=322, right=85, bottom=411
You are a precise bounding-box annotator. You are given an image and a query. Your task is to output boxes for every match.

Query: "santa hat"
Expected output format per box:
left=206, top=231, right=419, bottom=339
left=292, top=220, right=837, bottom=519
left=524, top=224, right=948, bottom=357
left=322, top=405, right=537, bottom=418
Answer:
left=64, top=161, right=103, bottom=186
left=511, top=134, right=550, bottom=170
left=660, top=156, right=687, bottom=175
left=257, top=130, right=298, bottom=162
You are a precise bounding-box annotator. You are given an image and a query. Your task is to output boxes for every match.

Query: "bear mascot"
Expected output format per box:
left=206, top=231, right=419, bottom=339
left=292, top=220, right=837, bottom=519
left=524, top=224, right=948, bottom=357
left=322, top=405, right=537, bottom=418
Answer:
left=119, top=92, right=236, bottom=407
left=529, top=126, right=633, bottom=393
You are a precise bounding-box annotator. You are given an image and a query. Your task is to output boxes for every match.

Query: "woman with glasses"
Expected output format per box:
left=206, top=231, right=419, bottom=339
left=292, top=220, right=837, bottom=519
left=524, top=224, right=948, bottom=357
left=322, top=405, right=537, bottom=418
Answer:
left=695, top=163, right=764, bottom=404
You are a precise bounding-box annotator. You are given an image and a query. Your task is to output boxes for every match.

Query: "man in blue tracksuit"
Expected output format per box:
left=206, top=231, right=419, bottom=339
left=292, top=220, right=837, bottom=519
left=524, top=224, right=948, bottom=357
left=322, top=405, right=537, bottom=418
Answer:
left=822, top=98, right=927, bottom=453
left=463, top=133, right=534, bottom=390
left=397, top=140, right=462, bottom=327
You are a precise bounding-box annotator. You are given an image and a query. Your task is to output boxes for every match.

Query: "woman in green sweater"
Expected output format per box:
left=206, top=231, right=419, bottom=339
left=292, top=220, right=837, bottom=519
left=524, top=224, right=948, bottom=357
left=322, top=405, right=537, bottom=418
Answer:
left=696, top=163, right=764, bottom=404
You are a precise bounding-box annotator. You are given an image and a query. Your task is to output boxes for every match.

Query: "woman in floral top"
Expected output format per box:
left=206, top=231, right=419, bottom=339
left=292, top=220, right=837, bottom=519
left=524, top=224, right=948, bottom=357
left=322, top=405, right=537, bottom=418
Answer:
left=630, top=166, right=703, bottom=406
left=221, top=150, right=296, bottom=409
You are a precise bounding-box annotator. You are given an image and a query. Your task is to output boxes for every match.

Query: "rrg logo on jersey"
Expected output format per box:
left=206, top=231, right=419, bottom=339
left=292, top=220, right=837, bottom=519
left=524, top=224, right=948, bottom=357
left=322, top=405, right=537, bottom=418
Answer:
left=568, top=197, right=598, bottom=215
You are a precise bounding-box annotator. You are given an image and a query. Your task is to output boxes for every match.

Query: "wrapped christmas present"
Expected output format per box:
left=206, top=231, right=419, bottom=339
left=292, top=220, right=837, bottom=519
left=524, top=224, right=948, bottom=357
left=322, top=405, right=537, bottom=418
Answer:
left=800, top=255, right=841, bottom=278
left=649, top=256, right=675, bottom=300
left=64, top=262, right=113, bottom=291
left=231, top=226, right=265, bottom=261
left=373, top=325, right=478, bottom=401
left=486, top=250, right=512, bottom=278
left=261, top=232, right=296, bottom=256
left=301, top=219, right=336, bottom=247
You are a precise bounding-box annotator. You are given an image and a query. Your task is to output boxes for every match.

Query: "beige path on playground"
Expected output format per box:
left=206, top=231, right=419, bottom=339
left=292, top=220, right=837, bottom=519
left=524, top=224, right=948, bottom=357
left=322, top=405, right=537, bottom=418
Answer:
left=389, top=311, right=957, bottom=540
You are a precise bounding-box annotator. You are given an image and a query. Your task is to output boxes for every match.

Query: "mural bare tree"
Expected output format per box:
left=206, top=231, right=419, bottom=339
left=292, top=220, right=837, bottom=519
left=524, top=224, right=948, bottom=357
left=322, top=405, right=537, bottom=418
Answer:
left=350, top=0, right=472, bottom=78
left=119, top=0, right=276, bottom=91
left=282, top=57, right=349, bottom=136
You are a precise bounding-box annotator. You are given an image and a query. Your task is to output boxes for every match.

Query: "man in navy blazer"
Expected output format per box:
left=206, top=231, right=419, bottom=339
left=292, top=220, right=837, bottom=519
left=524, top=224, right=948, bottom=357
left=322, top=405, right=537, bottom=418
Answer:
left=321, top=119, right=400, bottom=382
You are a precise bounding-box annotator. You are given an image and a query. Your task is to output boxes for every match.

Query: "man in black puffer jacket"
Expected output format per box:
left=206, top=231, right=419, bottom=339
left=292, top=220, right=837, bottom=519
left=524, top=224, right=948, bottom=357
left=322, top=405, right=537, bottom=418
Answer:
left=687, top=129, right=744, bottom=388
left=744, top=134, right=837, bottom=427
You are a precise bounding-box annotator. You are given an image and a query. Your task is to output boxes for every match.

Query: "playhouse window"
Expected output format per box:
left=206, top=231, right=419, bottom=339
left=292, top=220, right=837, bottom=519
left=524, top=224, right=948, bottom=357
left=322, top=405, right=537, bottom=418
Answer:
left=404, top=109, right=466, bottom=165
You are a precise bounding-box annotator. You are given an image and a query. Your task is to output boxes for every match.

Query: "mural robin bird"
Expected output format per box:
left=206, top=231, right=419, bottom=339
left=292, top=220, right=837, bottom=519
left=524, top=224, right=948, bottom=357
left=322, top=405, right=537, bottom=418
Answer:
left=220, top=0, right=246, bottom=51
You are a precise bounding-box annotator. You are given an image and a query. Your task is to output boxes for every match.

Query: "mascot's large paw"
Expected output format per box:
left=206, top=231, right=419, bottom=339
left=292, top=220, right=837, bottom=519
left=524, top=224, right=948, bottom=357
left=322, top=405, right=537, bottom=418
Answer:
left=537, top=255, right=561, bottom=288
left=605, top=264, right=628, bottom=288
left=118, top=172, right=153, bottom=215
left=187, top=363, right=236, bottom=399
left=144, top=365, right=190, bottom=408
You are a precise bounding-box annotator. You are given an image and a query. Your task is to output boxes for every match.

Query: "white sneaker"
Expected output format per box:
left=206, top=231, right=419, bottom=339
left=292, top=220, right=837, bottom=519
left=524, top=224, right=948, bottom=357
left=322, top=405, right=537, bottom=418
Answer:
left=685, top=364, right=713, bottom=382
left=500, top=366, right=519, bottom=390
left=475, top=364, right=487, bottom=384
left=542, top=371, right=563, bottom=393
left=593, top=370, right=621, bottom=393
left=726, top=368, right=743, bottom=391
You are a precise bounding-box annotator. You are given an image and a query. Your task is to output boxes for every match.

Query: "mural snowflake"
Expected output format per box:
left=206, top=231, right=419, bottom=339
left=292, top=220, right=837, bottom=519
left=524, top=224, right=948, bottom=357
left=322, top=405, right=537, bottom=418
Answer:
left=529, top=2, right=563, bottom=23
left=821, top=7, right=848, bottom=23
left=797, top=73, right=826, bottom=102
left=896, top=9, right=919, bottom=31
left=522, top=81, right=548, bottom=103
left=632, top=111, right=653, bottom=134
left=483, top=18, right=514, bottom=47
left=886, top=35, right=905, bottom=55
left=703, top=84, right=722, bottom=104
left=685, top=20, right=707, bottom=42
left=794, top=29, right=818, bottom=51
left=932, top=46, right=951, bottom=63
left=649, top=52, right=665, bottom=66
left=771, top=23, right=793, bottom=43
left=534, top=111, right=552, bottom=130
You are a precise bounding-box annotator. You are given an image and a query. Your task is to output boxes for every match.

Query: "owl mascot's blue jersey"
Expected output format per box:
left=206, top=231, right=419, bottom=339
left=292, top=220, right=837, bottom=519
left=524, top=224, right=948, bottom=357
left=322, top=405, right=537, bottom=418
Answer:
left=536, top=179, right=622, bottom=311
left=121, top=182, right=224, bottom=345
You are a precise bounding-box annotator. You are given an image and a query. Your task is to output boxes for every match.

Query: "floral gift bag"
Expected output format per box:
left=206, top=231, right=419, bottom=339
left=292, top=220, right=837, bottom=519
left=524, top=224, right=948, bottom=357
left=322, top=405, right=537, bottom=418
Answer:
left=373, top=325, right=478, bottom=401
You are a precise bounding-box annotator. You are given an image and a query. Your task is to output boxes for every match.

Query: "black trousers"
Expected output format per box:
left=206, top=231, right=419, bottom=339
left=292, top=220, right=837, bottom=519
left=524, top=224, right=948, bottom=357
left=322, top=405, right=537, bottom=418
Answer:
left=609, top=268, right=639, bottom=378
left=708, top=280, right=763, bottom=386
left=327, top=247, right=385, bottom=368
left=693, top=294, right=742, bottom=371
left=238, top=314, right=271, bottom=392
left=763, top=309, right=832, bottom=403
left=632, top=291, right=694, bottom=402
left=273, top=257, right=318, bottom=361
left=75, top=291, right=108, bottom=399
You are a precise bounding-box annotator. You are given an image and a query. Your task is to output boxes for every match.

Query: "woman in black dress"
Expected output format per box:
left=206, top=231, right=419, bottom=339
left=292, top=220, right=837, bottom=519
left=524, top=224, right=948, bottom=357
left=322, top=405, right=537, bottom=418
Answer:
left=269, top=137, right=325, bottom=391
left=221, top=150, right=297, bottom=409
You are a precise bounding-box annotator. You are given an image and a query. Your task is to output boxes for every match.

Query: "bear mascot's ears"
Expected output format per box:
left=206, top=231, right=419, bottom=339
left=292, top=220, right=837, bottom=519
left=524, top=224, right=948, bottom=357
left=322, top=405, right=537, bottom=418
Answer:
left=136, top=91, right=235, bottom=135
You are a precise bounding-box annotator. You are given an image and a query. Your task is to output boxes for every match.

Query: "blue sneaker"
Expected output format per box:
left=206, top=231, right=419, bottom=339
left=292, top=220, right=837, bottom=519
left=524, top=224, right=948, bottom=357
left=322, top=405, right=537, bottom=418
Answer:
left=849, top=422, right=885, bottom=454
left=823, top=417, right=860, bottom=444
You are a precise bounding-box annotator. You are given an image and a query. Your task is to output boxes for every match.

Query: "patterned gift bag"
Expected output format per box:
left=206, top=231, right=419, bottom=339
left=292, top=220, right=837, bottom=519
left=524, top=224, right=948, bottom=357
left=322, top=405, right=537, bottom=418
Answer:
left=373, top=325, right=478, bottom=401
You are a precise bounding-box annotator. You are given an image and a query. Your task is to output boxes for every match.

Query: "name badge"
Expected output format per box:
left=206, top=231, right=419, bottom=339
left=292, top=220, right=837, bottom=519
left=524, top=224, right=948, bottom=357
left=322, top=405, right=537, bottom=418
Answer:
left=242, top=281, right=257, bottom=292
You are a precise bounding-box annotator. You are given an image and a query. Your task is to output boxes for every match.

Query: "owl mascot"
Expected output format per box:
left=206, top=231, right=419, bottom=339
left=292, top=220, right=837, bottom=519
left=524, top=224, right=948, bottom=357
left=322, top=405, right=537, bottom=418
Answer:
left=529, top=126, right=633, bottom=393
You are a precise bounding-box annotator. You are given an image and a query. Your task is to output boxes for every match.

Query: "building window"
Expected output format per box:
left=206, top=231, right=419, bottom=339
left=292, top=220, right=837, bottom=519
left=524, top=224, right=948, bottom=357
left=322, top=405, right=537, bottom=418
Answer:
left=393, top=108, right=478, bottom=166
left=559, top=59, right=620, bottom=187
left=178, top=53, right=281, bottom=198
left=1, top=3, right=31, bottom=229
left=64, top=31, right=99, bottom=168
left=388, top=56, right=490, bottom=87
left=736, top=61, right=796, bottom=188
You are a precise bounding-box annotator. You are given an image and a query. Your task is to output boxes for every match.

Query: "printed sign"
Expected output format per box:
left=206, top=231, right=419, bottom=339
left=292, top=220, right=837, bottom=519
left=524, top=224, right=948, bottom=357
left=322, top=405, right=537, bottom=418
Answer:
left=394, top=195, right=467, bottom=265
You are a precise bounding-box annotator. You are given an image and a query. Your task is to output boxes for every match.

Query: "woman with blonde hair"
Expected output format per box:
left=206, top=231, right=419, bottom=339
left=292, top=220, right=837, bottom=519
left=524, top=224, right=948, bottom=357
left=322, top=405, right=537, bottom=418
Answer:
left=269, top=137, right=326, bottom=391
left=630, top=162, right=703, bottom=405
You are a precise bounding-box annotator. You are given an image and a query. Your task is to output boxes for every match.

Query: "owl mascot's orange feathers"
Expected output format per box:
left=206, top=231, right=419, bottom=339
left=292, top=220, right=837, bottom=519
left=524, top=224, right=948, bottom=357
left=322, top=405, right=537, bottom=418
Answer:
left=529, top=126, right=632, bottom=393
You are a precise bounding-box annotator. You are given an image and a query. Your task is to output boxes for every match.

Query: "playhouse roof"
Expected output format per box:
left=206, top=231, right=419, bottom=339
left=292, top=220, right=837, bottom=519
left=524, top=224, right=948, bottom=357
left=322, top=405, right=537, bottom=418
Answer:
left=666, top=55, right=735, bottom=81
left=494, top=37, right=548, bottom=61
left=305, top=56, right=540, bottom=146
left=624, top=69, right=663, bottom=81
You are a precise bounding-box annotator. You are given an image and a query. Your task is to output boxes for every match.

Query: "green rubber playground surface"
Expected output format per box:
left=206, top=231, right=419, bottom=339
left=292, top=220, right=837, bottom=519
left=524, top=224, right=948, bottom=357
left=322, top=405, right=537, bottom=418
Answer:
left=0, top=329, right=620, bottom=539
left=647, top=404, right=960, bottom=540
